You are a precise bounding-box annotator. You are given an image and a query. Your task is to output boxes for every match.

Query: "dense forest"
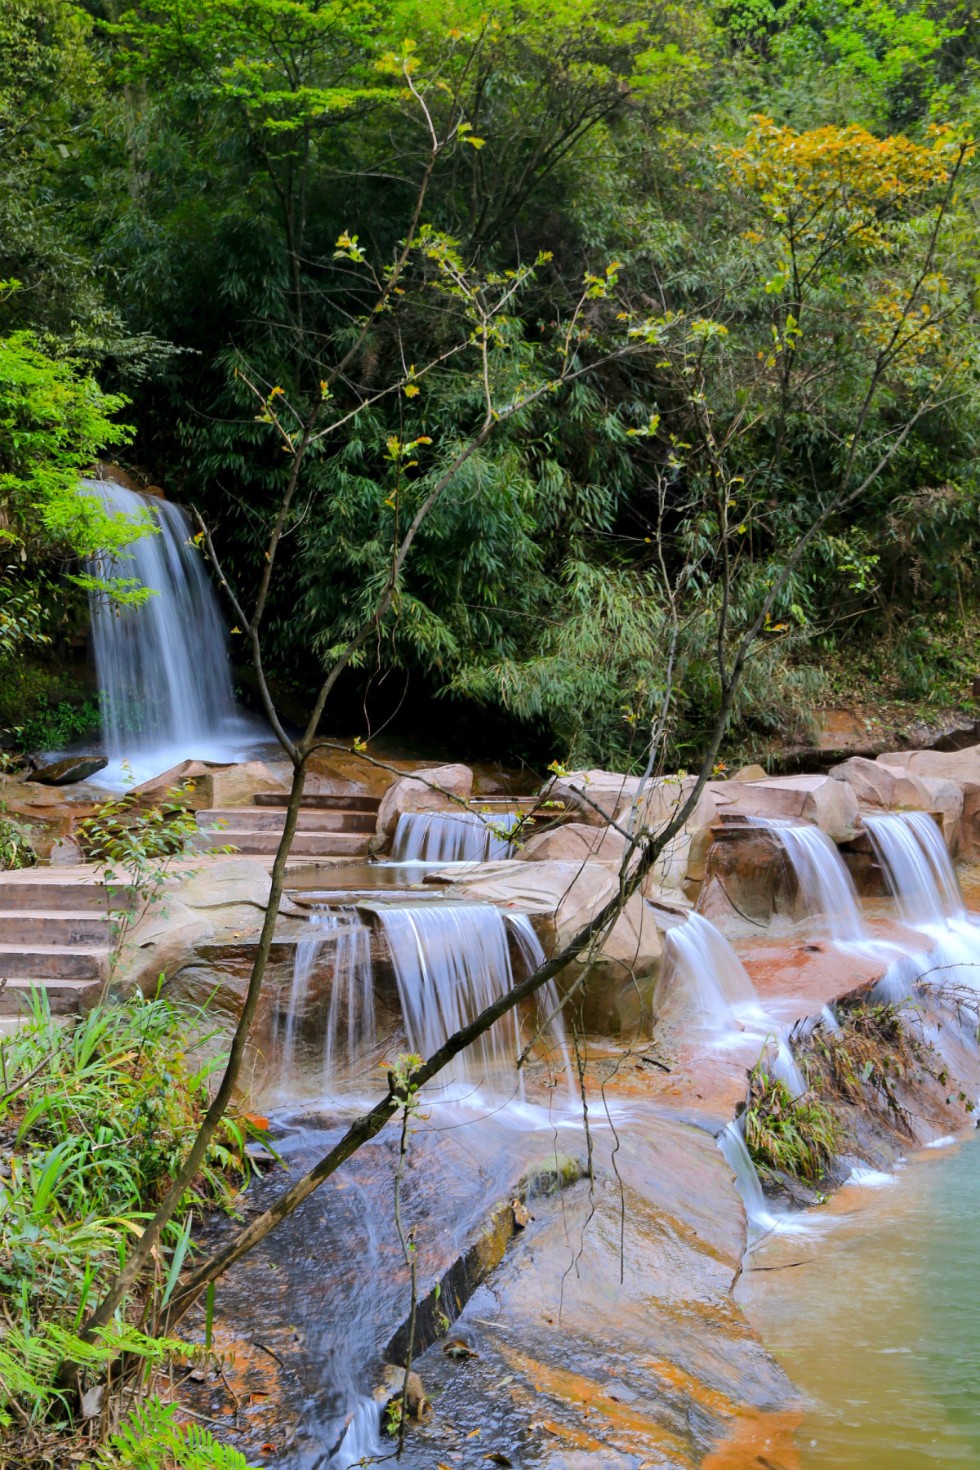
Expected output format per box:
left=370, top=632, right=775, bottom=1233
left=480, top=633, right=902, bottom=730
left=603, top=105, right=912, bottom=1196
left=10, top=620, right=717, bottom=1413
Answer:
left=4, top=0, right=980, bottom=769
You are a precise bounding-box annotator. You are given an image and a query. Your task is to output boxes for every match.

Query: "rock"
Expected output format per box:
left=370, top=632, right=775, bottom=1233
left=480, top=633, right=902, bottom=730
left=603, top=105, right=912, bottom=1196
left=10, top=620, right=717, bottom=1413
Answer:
left=875, top=744, right=980, bottom=853
left=375, top=763, right=474, bottom=839
left=29, top=756, right=108, bottom=786
left=830, top=756, right=962, bottom=847
left=716, top=772, right=860, bottom=843
left=730, top=763, right=768, bottom=781
left=134, top=759, right=289, bottom=810
left=49, top=836, right=84, bottom=867
left=518, top=821, right=628, bottom=865
left=177, top=858, right=273, bottom=915
left=539, top=769, right=644, bottom=827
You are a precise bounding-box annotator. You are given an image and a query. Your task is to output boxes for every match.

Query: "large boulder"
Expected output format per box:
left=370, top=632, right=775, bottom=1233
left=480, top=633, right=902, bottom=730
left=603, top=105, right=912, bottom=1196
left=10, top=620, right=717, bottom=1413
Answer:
left=30, top=756, right=108, bottom=786
left=875, top=745, right=980, bottom=853
left=445, top=859, right=664, bottom=1035
left=714, top=772, right=860, bottom=843
left=134, top=760, right=290, bottom=810
left=830, top=756, right=962, bottom=847
left=518, top=821, right=629, bottom=866
left=375, top=763, right=474, bottom=839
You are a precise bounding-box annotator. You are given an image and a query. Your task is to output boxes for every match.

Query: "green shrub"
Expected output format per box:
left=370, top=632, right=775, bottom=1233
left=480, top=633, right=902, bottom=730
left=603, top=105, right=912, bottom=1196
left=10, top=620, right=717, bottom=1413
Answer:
left=0, top=990, right=270, bottom=1448
left=744, top=1063, right=841, bottom=1181
left=0, top=811, right=36, bottom=869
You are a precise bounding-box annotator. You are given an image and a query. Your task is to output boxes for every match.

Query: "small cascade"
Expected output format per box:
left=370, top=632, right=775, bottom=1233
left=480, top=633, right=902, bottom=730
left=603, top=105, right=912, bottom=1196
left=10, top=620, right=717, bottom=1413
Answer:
left=280, top=907, right=376, bottom=1082
left=84, top=479, right=250, bottom=778
left=391, top=808, right=515, bottom=863
left=663, top=913, right=806, bottom=1094
left=864, top=811, right=964, bottom=928
left=662, top=912, right=759, bottom=1032
left=375, top=902, right=568, bottom=1100
left=718, top=1121, right=778, bottom=1238
left=750, top=818, right=866, bottom=941
left=334, top=1397, right=383, bottom=1469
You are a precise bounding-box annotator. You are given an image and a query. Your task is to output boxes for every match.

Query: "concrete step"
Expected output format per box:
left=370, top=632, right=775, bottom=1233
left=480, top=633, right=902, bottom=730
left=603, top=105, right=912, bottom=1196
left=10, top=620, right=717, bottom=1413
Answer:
left=253, top=793, right=380, bottom=812
left=213, top=830, right=373, bottom=857
left=0, top=882, right=132, bottom=913
left=0, top=977, right=103, bottom=1017
left=198, top=808, right=377, bottom=833
left=0, top=946, right=109, bottom=980
left=0, top=911, right=114, bottom=946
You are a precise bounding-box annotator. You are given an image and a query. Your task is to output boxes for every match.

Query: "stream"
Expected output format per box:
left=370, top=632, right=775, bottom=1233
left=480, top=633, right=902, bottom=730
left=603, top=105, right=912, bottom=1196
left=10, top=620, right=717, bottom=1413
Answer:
left=741, top=1131, right=980, bottom=1467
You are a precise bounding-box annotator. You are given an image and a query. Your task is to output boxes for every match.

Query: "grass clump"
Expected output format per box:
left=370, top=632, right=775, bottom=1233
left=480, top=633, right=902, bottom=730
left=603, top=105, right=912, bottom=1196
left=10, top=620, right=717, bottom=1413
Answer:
left=0, top=988, right=266, bottom=1466
left=803, top=1000, right=914, bottom=1130
left=744, top=1063, right=841, bottom=1182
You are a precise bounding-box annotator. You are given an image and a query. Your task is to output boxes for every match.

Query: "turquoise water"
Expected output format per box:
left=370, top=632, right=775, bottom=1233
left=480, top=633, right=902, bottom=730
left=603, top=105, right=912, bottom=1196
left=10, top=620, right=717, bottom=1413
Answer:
left=742, top=1133, right=980, bottom=1467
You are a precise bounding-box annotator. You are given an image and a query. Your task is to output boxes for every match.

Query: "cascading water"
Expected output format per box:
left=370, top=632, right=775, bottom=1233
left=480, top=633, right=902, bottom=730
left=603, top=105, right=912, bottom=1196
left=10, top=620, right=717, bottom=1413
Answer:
left=279, top=907, right=376, bottom=1083
left=863, top=810, right=980, bottom=1000
left=718, top=1120, right=779, bottom=1238
left=375, top=902, right=569, bottom=1101
left=663, top=913, right=805, bottom=1094
left=864, top=811, right=965, bottom=927
left=85, top=479, right=253, bottom=781
left=749, top=817, right=866, bottom=942
left=279, top=900, right=570, bottom=1103
left=390, top=808, right=515, bottom=863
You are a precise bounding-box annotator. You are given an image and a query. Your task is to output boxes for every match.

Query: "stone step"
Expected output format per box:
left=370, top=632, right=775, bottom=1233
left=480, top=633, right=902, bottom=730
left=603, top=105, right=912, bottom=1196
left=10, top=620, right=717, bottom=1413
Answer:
left=0, top=977, right=103, bottom=1017
left=253, top=793, right=381, bottom=812
left=0, top=945, right=109, bottom=980
left=0, top=881, right=132, bottom=913
left=198, top=808, right=377, bottom=833
left=208, top=830, right=373, bottom=857
left=0, top=911, right=114, bottom=946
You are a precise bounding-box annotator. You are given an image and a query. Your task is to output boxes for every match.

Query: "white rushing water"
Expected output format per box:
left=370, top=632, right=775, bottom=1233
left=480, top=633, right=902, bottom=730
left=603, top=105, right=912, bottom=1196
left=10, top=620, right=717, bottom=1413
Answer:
left=749, top=817, right=867, bottom=941
left=390, top=808, right=516, bottom=863
left=85, top=479, right=257, bottom=783
left=663, top=912, right=806, bottom=1093
left=864, top=811, right=965, bottom=928
left=279, top=900, right=571, bottom=1105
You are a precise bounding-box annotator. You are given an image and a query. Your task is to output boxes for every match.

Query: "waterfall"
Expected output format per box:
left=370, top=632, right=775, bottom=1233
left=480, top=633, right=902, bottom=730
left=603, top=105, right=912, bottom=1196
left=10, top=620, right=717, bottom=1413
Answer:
left=390, top=809, right=515, bottom=863
left=750, top=818, right=866, bottom=941
left=375, top=902, right=568, bottom=1100
left=279, top=907, right=376, bottom=1082
left=864, top=812, right=964, bottom=928
left=281, top=901, right=569, bottom=1101
left=85, top=479, right=250, bottom=780
left=663, top=913, right=805, bottom=1094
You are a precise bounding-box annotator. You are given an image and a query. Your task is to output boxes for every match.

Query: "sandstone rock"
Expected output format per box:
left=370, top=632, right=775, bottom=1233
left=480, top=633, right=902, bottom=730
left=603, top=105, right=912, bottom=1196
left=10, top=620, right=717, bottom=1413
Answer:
left=730, top=763, right=768, bottom=781
left=831, top=756, right=962, bottom=847
left=539, top=769, right=641, bottom=827
left=49, top=837, right=84, bottom=867
left=875, top=744, right=980, bottom=853
left=29, top=756, right=108, bottom=786
left=134, top=759, right=289, bottom=810
left=178, top=858, right=273, bottom=915
left=717, top=772, right=860, bottom=843
left=518, top=821, right=628, bottom=865
left=375, top=762, right=474, bottom=839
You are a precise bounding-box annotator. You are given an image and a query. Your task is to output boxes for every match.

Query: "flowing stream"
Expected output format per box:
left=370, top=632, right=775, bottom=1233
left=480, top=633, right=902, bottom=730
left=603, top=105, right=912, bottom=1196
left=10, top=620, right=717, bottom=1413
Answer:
left=742, top=1133, right=980, bottom=1467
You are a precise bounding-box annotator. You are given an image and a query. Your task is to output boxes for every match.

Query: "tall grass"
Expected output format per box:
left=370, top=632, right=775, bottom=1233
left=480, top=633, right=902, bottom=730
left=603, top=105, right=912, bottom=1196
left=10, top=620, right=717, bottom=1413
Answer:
left=0, top=988, right=264, bottom=1464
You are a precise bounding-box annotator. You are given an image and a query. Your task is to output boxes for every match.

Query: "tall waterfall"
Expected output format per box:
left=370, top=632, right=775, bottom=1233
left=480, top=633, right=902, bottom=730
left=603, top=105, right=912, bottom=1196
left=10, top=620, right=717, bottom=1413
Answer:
left=391, top=809, right=515, bottom=863
left=750, top=818, right=866, bottom=941
left=864, top=812, right=964, bottom=928
left=85, top=479, right=248, bottom=780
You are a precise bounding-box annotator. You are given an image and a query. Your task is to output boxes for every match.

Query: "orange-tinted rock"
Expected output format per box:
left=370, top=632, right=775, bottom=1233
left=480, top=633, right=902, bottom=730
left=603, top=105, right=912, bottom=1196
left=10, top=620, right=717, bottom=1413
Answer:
left=375, top=762, right=474, bottom=838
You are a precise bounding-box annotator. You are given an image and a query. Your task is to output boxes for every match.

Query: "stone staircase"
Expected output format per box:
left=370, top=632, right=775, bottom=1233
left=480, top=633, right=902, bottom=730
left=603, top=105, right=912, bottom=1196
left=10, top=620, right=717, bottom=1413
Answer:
left=195, top=792, right=380, bottom=859
left=0, top=879, right=128, bottom=1016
